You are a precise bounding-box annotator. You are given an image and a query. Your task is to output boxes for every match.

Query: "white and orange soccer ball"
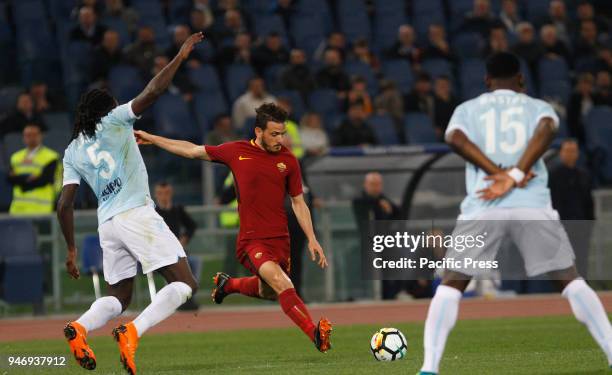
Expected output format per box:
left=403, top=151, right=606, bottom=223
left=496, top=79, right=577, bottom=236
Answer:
left=370, top=327, right=408, bottom=361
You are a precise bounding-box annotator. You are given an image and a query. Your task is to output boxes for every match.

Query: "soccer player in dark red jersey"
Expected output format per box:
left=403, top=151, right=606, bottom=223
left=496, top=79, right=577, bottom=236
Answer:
left=134, top=103, right=332, bottom=352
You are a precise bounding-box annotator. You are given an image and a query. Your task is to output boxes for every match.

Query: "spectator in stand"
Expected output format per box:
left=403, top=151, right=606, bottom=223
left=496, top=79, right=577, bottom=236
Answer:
left=103, top=0, right=138, bottom=34
left=274, top=0, right=296, bottom=32
left=541, top=0, right=573, bottom=47
left=422, top=24, right=454, bottom=62
left=484, top=25, right=509, bottom=55
left=594, top=47, right=612, bottom=73
left=345, top=76, right=373, bottom=115
left=251, top=32, right=289, bottom=75
left=166, top=25, right=203, bottom=69
left=432, top=75, right=458, bottom=141
left=29, top=82, right=63, bottom=113
left=375, top=79, right=404, bottom=126
left=216, top=32, right=252, bottom=68
left=549, top=139, right=594, bottom=277
left=404, top=72, right=434, bottom=116
left=91, top=30, right=123, bottom=83
left=577, top=0, right=609, bottom=36
left=299, top=112, right=329, bottom=158
left=0, top=93, right=45, bottom=137
left=231, top=76, right=276, bottom=129
left=460, top=0, right=499, bottom=38
left=540, top=24, right=572, bottom=64
left=193, top=0, right=214, bottom=29
left=206, top=114, right=239, bottom=145
left=213, top=0, right=251, bottom=30
left=190, top=6, right=213, bottom=32
left=316, top=48, right=351, bottom=94
left=567, top=73, right=595, bottom=144
left=150, top=55, right=195, bottom=101
left=575, top=20, right=603, bottom=60
left=69, top=6, right=107, bottom=46
left=511, top=22, right=542, bottom=75
left=124, top=26, right=160, bottom=78
left=280, top=49, right=315, bottom=99
left=333, top=102, right=377, bottom=146
left=384, top=25, right=420, bottom=65
left=72, top=0, right=103, bottom=18
left=211, top=9, right=249, bottom=47
left=349, top=38, right=380, bottom=72
left=314, top=32, right=347, bottom=61
left=499, top=0, right=521, bottom=33
left=594, top=70, right=612, bottom=106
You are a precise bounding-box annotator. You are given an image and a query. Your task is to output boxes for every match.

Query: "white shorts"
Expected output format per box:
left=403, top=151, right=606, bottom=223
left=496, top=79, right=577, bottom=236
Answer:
left=446, top=207, right=575, bottom=277
left=98, top=203, right=186, bottom=285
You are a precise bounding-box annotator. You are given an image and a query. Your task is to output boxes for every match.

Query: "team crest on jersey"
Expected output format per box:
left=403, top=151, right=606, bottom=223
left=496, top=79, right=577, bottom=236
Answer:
left=276, top=162, right=287, bottom=173
left=254, top=252, right=263, bottom=259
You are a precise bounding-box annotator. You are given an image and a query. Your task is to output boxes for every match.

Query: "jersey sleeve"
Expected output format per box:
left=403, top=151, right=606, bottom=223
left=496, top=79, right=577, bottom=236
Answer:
left=106, top=100, right=141, bottom=127
left=204, top=142, right=235, bottom=164
left=445, top=103, right=472, bottom=140
left=287, top=157, right=304, bottom=197
left=62, top=149, right=81, bottom=186
left=533, top=100, right=560, bottom=129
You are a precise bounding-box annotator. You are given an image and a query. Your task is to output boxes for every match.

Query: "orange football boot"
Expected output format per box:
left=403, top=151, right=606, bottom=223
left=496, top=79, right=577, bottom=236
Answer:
left=64, top=321, right=96, bottom=370
left=112, top=322, right=139, bottom=375
left=314, top=317, right=333, bottom=353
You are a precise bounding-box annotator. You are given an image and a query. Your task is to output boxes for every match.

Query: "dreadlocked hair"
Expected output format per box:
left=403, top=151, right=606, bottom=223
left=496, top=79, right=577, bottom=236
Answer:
left=72, top=89, right=116, bottom=140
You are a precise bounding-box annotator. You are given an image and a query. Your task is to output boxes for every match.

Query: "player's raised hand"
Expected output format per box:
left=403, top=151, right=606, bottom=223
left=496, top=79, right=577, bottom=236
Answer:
left=477, top=172, right=515, bottom=201
left=66, top=248, right=80, bottom=279
left=308, top=239, right=328, bottom=268
left=178, top=32, right=204, bottom=60
left=134, top=130, right=153, bottom=145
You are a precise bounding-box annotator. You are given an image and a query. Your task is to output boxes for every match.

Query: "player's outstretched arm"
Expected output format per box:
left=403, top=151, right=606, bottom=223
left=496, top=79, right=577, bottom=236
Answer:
left=130, top=32, right=204, bottom=116
left=290, top=194, right=328, bottom=268
left=56, top=184, right=80, bottom=280
left=134, top=130, right=210, bottom=160
left=446, top=129, right=502, bottom=175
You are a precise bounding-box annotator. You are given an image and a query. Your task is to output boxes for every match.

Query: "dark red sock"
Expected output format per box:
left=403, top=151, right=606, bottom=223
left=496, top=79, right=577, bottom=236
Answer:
left=224, top=276, right=260, bottom=297
left=278, top=288, right=316, bottom=341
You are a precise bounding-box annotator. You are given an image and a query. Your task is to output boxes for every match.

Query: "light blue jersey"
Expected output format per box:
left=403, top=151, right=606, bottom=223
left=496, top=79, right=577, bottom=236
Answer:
left=62, top=101, right=151, bottom=223
left=445, top=89, right=559, bottom=216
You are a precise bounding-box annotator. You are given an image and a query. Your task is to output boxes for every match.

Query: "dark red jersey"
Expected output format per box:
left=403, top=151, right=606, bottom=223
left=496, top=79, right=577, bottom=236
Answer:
left=205, top=140, right=303, bottom=240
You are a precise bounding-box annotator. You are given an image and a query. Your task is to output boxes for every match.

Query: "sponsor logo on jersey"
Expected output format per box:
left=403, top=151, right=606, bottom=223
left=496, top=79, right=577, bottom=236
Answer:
left=101, top=177, right=123, bottom=202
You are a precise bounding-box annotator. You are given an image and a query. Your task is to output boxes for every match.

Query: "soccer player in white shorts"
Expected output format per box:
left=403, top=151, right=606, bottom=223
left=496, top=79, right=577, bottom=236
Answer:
left=56, top=32, right=204, bottom=375
left=417, top=52, right=612, bottom=375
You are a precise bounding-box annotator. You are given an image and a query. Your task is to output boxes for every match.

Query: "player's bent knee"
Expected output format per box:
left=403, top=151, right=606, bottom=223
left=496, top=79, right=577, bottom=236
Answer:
left=172, top=281, right=194, bottom=303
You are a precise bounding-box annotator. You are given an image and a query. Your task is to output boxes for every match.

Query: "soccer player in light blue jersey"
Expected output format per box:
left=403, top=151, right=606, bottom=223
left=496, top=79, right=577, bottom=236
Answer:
left=57, top=32, right=203, bottom=375
left=418, top=52, right=612, bottom=375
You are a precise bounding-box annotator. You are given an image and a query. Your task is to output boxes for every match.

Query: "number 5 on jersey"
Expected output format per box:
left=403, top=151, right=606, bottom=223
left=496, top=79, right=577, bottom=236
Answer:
left=87, top=142, right=116, bottom=179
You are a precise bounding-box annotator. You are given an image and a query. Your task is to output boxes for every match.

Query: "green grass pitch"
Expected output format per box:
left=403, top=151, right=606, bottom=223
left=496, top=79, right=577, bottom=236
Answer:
left=1, top=316, right=610, bottom=374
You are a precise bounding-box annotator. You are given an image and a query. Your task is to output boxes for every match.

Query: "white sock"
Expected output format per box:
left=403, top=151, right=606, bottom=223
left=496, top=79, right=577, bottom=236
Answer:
left=421, top=285, right=462, bottom=373
left=132, top=282, right=192, bottom=337
left=563, top=278, right=612, bottom=365
left=76, top=296, right=122, bottom=332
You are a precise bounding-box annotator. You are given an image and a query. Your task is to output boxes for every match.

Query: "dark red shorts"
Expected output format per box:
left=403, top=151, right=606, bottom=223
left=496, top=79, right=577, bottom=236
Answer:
left=236, top=236, right=291, bottom=276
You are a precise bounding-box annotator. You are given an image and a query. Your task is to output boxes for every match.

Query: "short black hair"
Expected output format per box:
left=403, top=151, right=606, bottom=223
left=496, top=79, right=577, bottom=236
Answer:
left=486, top=52, right=521, bottom=79
left=255, top=103, right=288, bottom=130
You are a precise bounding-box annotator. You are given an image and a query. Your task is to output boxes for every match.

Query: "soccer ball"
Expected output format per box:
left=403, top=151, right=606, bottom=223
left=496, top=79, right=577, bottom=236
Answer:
left=370, top=327, right=408, bottom=361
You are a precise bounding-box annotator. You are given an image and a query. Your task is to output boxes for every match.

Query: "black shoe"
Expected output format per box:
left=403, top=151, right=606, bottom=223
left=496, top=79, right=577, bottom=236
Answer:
left=211, top=272, right=231, bottom=304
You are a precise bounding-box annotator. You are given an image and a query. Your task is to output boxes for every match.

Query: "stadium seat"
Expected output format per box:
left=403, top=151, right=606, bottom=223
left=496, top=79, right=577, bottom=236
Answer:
left=382, top=60, right=414, bottom=94
left=540, top=81, right=571, bottom=105
left=264, top=64, right=287, bottom=92
left=101, top=16, right=131, bottom=47
left=168, top=0, right=191, bottom=24
left=294, top=0, right=333, bottom=34
left=308, top=89, right=340, bottom=120
left=452, top=32, right=486, bottom=60
left=291, top=14, right=326, bottom=57
left=108, top=65, right=145, bottom=104
left=254, top=15, right=288, bottom=39
left=369, top=114, right=400, bottom=145
left=538, top=57, right=569, bottom=84
left=0, top=219, right=37, bottom=257
left=337, top=0, right=372, bottom=43
left=225, top=64, right=255, bottom=102
left=2, top=255, right=44, bottom=305
left=42, top=112, right=71, bottom=133
left=3, top=133, right=23, bottom=159
left=524, top=0, right=551, bottom=23
left=345, top=60, right=379, bottom=95
left=189, top=65, right=222, bottom=93
left=584, top=106, right=612, bottom=182
left=13, top=1, right=46, bottom=23
left=273, top=90, right=306, bottom=121
left=404, top=112, right=437, bottom=143
left=45, top=128, right=71, bottom=154
left=459, top=59, right=487, bottom=100
left=421, top=58, right=453, bottom=80
left=373, top=10, right=407, bottom=51
left=0, top=86, right=24, bottom=114
left=82, top=235, right=104, bottom=299
left=153, top=93, right=200, bottom=141
left=194, top=90, right=227, bottom=130
left=194, top=39, right=216, bottom=63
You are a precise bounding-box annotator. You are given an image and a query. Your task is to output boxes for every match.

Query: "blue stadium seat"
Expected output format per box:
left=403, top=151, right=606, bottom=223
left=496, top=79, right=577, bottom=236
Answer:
left=101, top=16, right=131, bottom=47
left=404, top=112, right=437, bottom=143
left=452, top=32, right=486, bottom=60
left=369, top=114, right=400, bottom=145
left=264, top=64, right=287, bottom=92
left=0, top=86, right=24, bottom=114
left=225, top=64, right=255, bottom=102
left=153, top=93, right=200, bottom=141
left=2, top=255, right=44, bottom=304
left=49, top=0, right=76, bottom=22
left=108, top=65, right=145, bottom=104
left=523, top=0, right=551, bottom=23
left=0, top=219, right=37, bottom=257
left=17, top=21, right=57, bottom=62
left=194, top=90, right=227, bottom=130
left=448, top=0, right=474, bottom=31
left=421, top=58, right=453, bottom=80
left=272, top=90, right=306, bottom=121
left=308, top=89, right=340, bottom=119
left=42, top=112, right=71, bottom=133
left=3, top=133, right=23, bottom=160
left=345, top=60, right=379, bottom=95
left=45, top=128, right=71, bottom=154
left=584, top=107, right=612, bottom=182
left=538, top=57, right=569, bottom=84
left=194, top=39, right=216, bottom=63
left=294, top=0, right=333, bottom=33
left=337, top=0, right=372, bottom=43
left=168, top=0, right=192, bottom=24
left=382, top=60, right=414, bottom=94
left=459, top=59, right=487, bottom=99
left=373, top=10, right=407, bottom=51
left=63, top=41, right=93, bottom=84
left=291, top=14, right=326, bottom=57
left=13, top=1, right=46, bottom=23
left=82, top=234, right=103, bottom=298
left=254, top=15, right=287, bottom=39
left=189, top=65, right=222, bottom=92
left=540, top=81, right=571, bottom=104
